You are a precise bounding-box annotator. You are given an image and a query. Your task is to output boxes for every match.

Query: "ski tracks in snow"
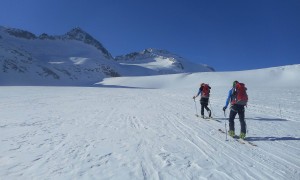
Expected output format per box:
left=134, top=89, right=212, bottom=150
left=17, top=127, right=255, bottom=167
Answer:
left=156, top=99, right=283, bottom=180
left=146, top=89, right=300, bottom=180
left=0, top=87, right=300, bottom=179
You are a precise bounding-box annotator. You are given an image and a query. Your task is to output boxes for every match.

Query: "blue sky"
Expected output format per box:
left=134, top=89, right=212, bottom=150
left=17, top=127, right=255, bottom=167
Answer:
left=0, top=0, right=299, bottom=71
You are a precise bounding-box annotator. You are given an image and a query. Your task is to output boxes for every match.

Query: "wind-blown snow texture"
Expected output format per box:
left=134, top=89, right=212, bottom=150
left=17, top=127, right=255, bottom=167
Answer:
left=1, top=65, right=299, bottom=179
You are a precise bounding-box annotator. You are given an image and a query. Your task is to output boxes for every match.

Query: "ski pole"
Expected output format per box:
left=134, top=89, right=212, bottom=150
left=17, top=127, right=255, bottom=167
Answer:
left=223, top=109, right=228, bottom=141
left=194, top=98, right=199, bottom=117
left=209, top=99, right=216, bottom=117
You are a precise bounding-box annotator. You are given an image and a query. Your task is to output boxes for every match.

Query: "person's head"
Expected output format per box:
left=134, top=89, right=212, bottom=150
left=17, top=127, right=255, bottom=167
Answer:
left=233, top=80, right=239, bottom=87
left=200, top=83, right=204, bottom=87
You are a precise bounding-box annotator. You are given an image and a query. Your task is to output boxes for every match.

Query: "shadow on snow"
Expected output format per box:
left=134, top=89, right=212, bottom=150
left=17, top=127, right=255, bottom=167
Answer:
left=214, top=117, right=288, bottom=122
left=246, top=136, right=300, bottom=141
left=246, top=117, right=288, bottom=122
left=93, top=84, right=156, bottom=89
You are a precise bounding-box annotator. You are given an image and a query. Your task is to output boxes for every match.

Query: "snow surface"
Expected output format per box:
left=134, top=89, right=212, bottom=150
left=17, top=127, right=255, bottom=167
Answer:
left=1, top=65, right=300, bottom=179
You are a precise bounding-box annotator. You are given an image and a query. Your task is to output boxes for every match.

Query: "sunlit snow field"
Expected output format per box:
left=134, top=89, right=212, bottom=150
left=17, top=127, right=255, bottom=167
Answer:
left=1, top=65, right=300, bottom=179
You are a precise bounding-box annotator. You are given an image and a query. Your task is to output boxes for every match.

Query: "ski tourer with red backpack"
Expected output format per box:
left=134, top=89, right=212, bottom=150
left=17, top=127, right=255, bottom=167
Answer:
left=193, top=83, right=212, bottom=118
left=223, top=81, right=248, bottom=139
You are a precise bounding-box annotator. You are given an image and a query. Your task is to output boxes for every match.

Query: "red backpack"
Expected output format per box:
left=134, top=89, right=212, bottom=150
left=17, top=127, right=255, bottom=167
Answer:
left=232, top=82, right=248, bottom=105
left=201, top=84, right=210, bottom=98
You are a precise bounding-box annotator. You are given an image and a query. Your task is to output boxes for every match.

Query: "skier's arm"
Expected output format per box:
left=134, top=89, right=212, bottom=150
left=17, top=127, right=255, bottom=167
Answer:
left=193, top=88, right=201, bottom=99
left=196, top=88, right=202, bottom=97
left=224, top=89, right=232, bottom=108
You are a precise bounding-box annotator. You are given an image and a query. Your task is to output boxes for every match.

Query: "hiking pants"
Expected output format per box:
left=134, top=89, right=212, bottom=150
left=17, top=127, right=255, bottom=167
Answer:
left=200, top=97, right=210, bottom=116
left=229, top=104, right=246, bottom=133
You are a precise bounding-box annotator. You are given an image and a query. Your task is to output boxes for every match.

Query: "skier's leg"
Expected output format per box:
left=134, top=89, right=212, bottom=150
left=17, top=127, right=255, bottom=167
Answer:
left=202, top=98, right=210, bottom=117
left=229, top=107, right=237, bottom=134
left=238, top=106, right=246, bottom=134
left=204, top=105, right=210, bottom=112
left=201, top=104, right=204, bottom=116
left=200, top=98, right=205, bottom=117
left=204, top=105, right=211, bottom=117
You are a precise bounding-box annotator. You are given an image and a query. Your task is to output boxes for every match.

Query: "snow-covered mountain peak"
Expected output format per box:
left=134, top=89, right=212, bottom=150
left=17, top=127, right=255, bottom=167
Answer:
left=65, top=27, right=92, bottom=40
left=63, top=27, right=112, bottom=59
left=1, top=26, right=36, bottom=40
left=1, top=25, right=215, bottom=85
left=142, top=48, right=169, bottom=54
left=115, top=48, right=214, bottom=73
left=0, top=26, right=112, bottom=59
left=115, top=48, right=180, bottom=61
left=66, top=27, right=85, bottom=34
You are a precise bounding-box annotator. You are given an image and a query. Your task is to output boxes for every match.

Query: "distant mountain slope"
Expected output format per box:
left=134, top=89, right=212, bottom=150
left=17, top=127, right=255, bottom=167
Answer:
left=115, top=48, right=214, bottom=75
left=0, top=26, right=214, bottom=86
left=0, top=26, right=120, bottom=86
left=3, top=26, right=112, bottom=59
left=99, top=64, right=300, bottom=89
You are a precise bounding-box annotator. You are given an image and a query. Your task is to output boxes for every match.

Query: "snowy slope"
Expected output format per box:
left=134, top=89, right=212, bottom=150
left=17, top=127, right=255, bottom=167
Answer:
left=0, top=26, right=213, bottom=86
left=115, top=48, right=214, bottom=76
left=0, top=65, right=299, bottom=179
left=0, top=26, right=121, bottom=86
left=100, top=64, right=300, bottom=88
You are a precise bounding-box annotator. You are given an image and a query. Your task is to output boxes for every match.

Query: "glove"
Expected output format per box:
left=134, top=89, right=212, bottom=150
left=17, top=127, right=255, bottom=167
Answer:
left=223, top=107, right=227, bottom=111
left=193, top=96, right=196, bottom=99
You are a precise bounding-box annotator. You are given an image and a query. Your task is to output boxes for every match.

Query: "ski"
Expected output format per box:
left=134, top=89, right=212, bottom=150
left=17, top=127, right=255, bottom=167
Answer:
left=202, top=116, right=211, bottom=120
left=218, top=129, right=244, bottom=144
left=218, top=128, right=228, bottom=135
left=195, top=114, right=210, bottom=120
left=196, top=115, right=222, bottom=123
left=196, top=115, right=209, bottom=121
left=208, top=117, right=222, bottom=123
left=218, top=129, right=257, bottom=146
left=201, top=116, right=210, bottom=121
left=238, top=138, right=257, bottom=146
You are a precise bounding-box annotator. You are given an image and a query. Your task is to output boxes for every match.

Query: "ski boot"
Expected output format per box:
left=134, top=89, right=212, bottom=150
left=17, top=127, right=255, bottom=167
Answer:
left=229, top=130, right=235, bottom=137
left=208, top=110, right=212, bottom=118
left=240, top=133, right=246, bottom=140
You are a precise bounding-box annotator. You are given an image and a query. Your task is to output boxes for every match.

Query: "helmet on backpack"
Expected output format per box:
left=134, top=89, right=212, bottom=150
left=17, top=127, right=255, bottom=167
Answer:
left=233, top=80, right=239, bottom=87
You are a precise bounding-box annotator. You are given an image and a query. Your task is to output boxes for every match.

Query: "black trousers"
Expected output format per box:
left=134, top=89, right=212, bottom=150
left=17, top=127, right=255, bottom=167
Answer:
left=229, top=104, right=246, bottom=133
left=200, top=97, right=210, bottom=116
